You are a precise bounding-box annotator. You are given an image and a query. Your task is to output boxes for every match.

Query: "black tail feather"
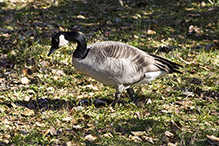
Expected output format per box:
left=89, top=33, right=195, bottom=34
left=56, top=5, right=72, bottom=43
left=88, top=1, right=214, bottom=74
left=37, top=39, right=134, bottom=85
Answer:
left=149, top=53, right=183, bottom=74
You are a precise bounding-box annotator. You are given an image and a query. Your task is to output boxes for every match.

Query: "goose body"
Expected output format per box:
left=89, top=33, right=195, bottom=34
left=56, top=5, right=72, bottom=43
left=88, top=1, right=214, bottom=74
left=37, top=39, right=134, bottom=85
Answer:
left=48, top=32, right=182, bottom=106
left=73, top=41, right=168, bottom=89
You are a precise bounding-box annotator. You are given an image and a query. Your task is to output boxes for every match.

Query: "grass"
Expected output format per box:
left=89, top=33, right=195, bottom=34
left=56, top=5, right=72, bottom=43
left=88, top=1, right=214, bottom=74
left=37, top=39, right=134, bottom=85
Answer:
left=0, top=0, right=219, bottom=145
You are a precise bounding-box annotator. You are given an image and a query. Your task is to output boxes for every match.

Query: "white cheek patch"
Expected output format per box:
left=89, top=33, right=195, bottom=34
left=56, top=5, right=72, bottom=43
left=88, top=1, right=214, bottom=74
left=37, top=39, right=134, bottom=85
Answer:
left=59, top=34, right=69, bottom=47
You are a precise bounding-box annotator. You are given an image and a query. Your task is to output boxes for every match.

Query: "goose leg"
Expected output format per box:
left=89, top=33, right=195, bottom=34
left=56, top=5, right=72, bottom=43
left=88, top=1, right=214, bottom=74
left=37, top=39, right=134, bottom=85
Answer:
left=126, top=88, right=137, bottom=105
left=111, top=92, right=121, bottom=107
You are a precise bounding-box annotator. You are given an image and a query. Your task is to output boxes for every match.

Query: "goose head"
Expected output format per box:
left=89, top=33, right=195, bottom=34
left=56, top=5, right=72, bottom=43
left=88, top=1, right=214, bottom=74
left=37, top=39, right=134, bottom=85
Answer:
left=48, top=32, right=87, bottom=58
left=48, top=32, right=69, bottom=56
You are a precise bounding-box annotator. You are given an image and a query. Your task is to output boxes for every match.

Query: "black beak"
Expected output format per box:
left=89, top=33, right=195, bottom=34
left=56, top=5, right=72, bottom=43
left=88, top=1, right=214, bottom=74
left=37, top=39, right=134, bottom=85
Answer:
left=48, top=47, right=56, bottom=57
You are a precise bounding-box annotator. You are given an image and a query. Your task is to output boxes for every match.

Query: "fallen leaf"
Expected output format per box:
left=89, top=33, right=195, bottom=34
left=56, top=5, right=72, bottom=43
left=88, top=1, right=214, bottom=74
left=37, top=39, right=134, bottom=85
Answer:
left=49, top=126, right=57, bottom=135
left=147, top=30, right=156, bottom=35
left=21, top=77, right=29, bottom=84
left=2, top=139, right=9, bottom=145
left=66, top=141, right=78, bottom=146
left=35, top=121, right=44, bottom=127
left=131, top=131, right=146, bottom=136
left=182, top=91, right=194, bottom=97
left=146, top=126, right=152, bottom=133
left=52, top=69, right=65, bottom=76
left=82, top=84, right=98, bottom=90
left=167, top=142, right=178, bottom=146
left=164, top=131, right=175, bottom=138
left=22, top=108, right=35, bottom=116
left=106, top=21, right=113, bottom=25
left=44, top=129, right=51, bottom=136
left=72, top=125, right=82, bottom=130
left=62, top=117, right=72, bottom=122
left=103, top=132, right=113, bottom=138
left=146, top=98, right=152, bottom=104
left=22, top=68, right=32, bottom=76
left=141, top=135, right=154, bottom=143
left=77, top=15, right=86, bottom=19
left=84, top=134, right=97, bottom=142
left=129, top=135, right=142, bottom=142
left=207, top=135, right=219, bottom=145
left=3, top=119, right=10, bottom=125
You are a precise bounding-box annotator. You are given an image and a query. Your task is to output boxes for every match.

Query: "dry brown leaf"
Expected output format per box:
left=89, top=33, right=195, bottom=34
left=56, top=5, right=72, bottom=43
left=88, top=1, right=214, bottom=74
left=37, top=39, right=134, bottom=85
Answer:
left=3, top=119, right=10, bottom=125
left=0, top=105, right=10, bottom=113
left=103, top=132, right=113, bottom=138
left=22, top=108, right=35, bottom=116
left=77, top=15, right=86, bottom=19
left=2, top=139, right=9, bottom=145
left=167, top=142, right=178, bottom=146
left=3, top=134, right=11, bottom=139
left=131, top=131, right=146, bottom=136
left=11, top=110, right=20, bottom=116
left=129, top=135, right=142, bottom=142
left=72, top=125, right=82, bottom=130
left=182, top=91, right=194, bottom=97
left=164, top=131, right=175, bottom=138
left=49, top=126, right=57, bottom=135
left=44, top=129, right=51, bottom=136
left=66, top=141, right=78, bottom=146
left=84, top=134, right=97, bottom=142
left=141, top=136, right=154, bottom=143
left=35, top=122, right=44, bottom=127
left=21, top=77, right=29, bottom=84
left=46, top=87, right=55, bottom=94
left=82, top=84, right=98, bottom=90
left=147, top=30, right=156, bottom=35
left=22, top=68, right=32, bottom=76
left=52, top=69, right=65, bottom=76
left=43, top=126, right=57, bottom=136
left=206, top=135, right=219, bottom=145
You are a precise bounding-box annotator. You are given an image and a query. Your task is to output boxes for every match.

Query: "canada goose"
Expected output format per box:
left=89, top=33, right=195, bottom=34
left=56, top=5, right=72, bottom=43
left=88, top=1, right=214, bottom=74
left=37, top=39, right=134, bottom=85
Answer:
left=48, top=32, right=182, bottom=107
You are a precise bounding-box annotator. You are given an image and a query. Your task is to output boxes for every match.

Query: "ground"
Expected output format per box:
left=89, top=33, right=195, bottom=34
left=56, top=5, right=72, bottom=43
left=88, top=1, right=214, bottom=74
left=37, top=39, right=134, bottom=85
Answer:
left=0, top=0, right=219, bottom=145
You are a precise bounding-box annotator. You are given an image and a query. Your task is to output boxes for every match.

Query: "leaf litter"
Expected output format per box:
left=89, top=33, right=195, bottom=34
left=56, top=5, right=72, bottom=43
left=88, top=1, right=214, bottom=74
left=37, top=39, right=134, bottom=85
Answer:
left=0, top=0, right=219, bottom=145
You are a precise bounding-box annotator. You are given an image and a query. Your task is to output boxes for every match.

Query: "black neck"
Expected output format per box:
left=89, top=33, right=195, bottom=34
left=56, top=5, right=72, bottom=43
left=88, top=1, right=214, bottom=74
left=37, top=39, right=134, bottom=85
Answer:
left=64, top=32, right=88, bottom=59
